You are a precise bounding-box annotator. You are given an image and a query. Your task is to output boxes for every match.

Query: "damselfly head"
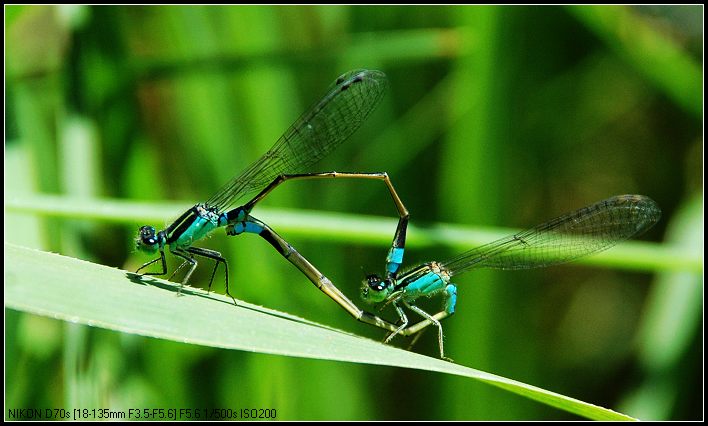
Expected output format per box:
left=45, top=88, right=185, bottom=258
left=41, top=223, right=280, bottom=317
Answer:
left=361, top=274, right=391, bottom=304
left=136, top=225, right=161, bottom=254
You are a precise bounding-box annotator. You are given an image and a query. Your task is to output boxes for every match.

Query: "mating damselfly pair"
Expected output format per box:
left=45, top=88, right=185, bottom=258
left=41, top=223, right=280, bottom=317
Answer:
left=135, top=69, right=661, bottom=360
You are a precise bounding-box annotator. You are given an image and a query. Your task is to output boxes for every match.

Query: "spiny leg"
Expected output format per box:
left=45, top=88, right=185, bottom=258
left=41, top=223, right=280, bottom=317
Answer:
left=404, top=301, right=452, bottom=362
left=383, top=301, right=409, bottom=344
left=186, top=246, right=235, bottom=305
left=397, top=284, right=457, bottom=360
left=171, top=249, right=198, bottom=297
left=136, top=250, right=167, bottom=277
left=169, top=254, right=194, bottom=281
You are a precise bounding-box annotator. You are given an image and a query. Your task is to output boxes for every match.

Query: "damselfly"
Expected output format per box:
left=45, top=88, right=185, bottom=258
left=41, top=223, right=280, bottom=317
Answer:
left=360, top=194, right=661, bottom=360
left=135, top=70, right=410, bottom=321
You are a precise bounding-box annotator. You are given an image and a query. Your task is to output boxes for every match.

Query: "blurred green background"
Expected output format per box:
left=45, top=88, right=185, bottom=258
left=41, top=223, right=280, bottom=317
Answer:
left=5, top=5, right=702, bottom=420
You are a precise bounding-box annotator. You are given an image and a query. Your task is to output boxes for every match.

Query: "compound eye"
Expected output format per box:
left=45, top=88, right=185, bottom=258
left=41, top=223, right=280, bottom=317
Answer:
left=366, top=274, right=386, bottom=292
left=136, top=226, right=161, bottom=254
left=139, top=226, right=157, bottom=245
left=361, top=274, right=391, bottom=304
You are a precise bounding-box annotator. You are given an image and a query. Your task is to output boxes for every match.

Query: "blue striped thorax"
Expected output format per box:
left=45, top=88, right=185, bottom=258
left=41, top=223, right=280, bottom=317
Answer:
left=361, top=261, right=453, bottom=305
left=397, top=261, right=451, bottom=302
left=170, top=204, right=222, bottom=250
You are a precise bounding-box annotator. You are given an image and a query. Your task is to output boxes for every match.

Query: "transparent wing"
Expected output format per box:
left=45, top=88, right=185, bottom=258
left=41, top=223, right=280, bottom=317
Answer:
left=441, top=195, right=661, bottom=276
left=206, top=69, right=388, bottom=211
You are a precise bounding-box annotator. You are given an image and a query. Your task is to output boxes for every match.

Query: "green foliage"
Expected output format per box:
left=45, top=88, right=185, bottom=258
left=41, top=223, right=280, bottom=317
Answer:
left=5, top=5, right=701, bottom=420
left=6, top=243, right=636, bottom=420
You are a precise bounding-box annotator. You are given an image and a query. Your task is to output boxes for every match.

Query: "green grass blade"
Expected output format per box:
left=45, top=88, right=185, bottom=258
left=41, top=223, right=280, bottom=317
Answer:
left=6, top=242, right=636, bottom=420
left=568, top=5, right=701, bottom=117
left=5, top=195, right=696, bottom=273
